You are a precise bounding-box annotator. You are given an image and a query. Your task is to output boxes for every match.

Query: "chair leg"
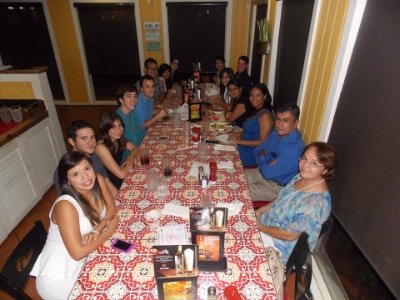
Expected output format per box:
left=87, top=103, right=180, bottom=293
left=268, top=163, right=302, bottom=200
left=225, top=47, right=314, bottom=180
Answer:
left=0, top=274, right=32, bottom=300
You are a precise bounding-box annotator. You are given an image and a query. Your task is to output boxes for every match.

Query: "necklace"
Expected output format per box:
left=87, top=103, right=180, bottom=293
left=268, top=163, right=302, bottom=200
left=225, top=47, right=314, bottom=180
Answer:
left=296, top=178, right=324, bottom=192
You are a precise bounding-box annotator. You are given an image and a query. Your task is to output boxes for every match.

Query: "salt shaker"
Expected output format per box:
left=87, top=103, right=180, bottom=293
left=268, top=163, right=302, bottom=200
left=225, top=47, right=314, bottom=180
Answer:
left=208, top=286, right=216, bottom=300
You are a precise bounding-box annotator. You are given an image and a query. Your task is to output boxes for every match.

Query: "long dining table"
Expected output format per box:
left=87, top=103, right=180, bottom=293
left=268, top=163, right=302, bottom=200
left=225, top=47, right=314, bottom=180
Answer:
left=68, top=104, right=278, bottom=299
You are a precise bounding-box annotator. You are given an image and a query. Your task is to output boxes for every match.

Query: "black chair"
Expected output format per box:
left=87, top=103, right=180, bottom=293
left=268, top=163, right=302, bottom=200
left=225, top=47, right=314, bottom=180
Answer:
left=0, top=220, right=47, bottom=300
left=283, top=220, right=330, bottom=300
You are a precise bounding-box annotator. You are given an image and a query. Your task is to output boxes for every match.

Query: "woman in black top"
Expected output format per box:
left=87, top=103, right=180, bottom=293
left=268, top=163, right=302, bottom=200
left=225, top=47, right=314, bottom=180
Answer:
left=225, top=79, right=253, bottom=129
left=95, top=112, right=138, bottom=189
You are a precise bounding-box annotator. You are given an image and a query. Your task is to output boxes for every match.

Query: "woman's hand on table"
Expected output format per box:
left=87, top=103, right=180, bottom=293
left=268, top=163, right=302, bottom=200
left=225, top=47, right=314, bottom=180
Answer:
left=81, top=231, right=100, bottom=245
left=228, top=132, right=240, bottom=143
left=105, top=214, right=119, bottom=232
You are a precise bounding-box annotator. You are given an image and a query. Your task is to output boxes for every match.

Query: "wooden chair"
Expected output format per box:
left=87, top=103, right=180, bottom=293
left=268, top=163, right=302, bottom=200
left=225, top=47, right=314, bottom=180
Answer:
left=283, top=220, right=330, bottom=300
left=0, top=221, right=47, bottom=300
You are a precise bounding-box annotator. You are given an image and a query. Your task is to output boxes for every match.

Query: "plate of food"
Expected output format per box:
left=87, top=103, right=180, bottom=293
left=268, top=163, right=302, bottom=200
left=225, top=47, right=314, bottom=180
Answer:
left=209, top=122, right=233, bottom=133
left=211, top=111, right=225, bottom=121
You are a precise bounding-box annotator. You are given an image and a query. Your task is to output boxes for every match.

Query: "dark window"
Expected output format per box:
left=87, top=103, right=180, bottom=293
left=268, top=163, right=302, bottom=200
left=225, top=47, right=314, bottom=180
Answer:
left=74, top=3, right=141, bottom=101
left=166, top=2, right=227, bottom=79
left=250, top=3, right=268, bottom=83
left=273, top=0, right=314, bottom=108
left=0, top=3, right=65, bottom=100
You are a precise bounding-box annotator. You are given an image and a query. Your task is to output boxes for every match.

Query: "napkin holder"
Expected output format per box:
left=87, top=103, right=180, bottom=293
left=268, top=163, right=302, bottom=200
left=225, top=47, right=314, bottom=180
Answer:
left=188, top=101, right=202, bottom=122
left=189, top=207, right=228, bottom=272
left=151, top=245, right=198, bottom=300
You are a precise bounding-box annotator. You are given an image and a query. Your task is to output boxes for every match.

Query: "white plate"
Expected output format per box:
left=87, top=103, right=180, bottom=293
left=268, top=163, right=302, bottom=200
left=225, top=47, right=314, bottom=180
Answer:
left=211, top=110, right=225, bottom=121
left=209, top=122, right=233, bottom=133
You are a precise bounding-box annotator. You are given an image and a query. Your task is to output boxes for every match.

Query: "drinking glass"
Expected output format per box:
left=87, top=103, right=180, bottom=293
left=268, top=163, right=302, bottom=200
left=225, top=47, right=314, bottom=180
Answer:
left=198, top=141, right=207, bottom=162
left=201, top=118, right=209, bottom=138
left=183, top=121, right=191, bottom=137
left=156, top=176, right=169, bottom=200
left=140, top=148, right=150, bottom=166
left=146, top=169, right=157, bottom=191
left=161, top=157, right=172, bottom=177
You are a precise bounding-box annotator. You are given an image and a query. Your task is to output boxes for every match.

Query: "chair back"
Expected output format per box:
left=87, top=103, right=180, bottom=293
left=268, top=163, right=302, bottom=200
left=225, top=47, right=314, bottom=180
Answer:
left=0, top=220, right=47, bottom=299
left=283, top=219, right=331, bottom=299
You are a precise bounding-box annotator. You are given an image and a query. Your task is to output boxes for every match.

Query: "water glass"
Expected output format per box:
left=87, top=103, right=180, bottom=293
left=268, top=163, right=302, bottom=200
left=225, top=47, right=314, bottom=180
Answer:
left=146, top=169, right=157, bottom=191
left=198, top=141, right=207, bottom=162
left=173, top=111, right=181, bottom=128
left=201, top=118, right=209, bottom=137
left=183, top=121, right=191, bottom=136
left=156, top=176, right=169, bottom=200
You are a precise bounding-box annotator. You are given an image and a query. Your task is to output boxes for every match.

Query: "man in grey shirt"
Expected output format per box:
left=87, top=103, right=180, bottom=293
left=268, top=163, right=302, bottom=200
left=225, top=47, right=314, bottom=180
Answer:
left=53, top=120, right=118, bottom=198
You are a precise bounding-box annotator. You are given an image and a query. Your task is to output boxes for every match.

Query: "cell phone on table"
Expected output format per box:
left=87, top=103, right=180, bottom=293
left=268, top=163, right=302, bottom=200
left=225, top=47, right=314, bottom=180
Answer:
left=111, top=238, right=134, bottom=253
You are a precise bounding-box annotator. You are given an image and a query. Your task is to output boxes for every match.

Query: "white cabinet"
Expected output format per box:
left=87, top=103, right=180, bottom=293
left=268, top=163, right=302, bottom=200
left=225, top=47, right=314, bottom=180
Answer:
left=0, top=118, right=59, bottom=243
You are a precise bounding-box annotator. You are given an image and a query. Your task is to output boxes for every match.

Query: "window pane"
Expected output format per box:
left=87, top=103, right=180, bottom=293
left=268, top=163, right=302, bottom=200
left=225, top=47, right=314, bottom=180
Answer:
left=167, top=2, right=227, bottom=77
left=0, top=3, right=65, bottom=100
left=75, top=3, right=141, bottom=101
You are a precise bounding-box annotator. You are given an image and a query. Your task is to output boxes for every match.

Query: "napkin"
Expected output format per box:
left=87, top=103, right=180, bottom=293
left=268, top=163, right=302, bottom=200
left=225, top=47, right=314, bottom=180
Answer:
left=158, top=224, right=188, bottom=245
left=188, top=163, right=210, bottom=177
left=217, top=161, right=234, bottom=169
left=214, top=144, right=236, bottom=152
left=161, top=203, right=189, bottom=218
left=216, top=202, right=244, bottom=216
left=215, top=134, right=233, bottom=143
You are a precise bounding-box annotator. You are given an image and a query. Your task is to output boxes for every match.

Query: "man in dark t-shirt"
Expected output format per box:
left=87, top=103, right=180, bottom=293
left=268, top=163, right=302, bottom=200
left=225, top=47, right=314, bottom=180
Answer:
left=53, top=120, right=118, bottom=198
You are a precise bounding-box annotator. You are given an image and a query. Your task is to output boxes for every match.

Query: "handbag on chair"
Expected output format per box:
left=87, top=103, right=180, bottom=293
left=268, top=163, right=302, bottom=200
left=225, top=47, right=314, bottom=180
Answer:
left=265, top=246, right=285, bottom=300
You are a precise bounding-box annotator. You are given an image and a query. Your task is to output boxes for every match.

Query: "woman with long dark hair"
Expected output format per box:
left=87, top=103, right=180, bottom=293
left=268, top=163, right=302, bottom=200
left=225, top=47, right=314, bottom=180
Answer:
left=31, top=152, right=118, bottom=299
left=96, top=112, right=138, bottom=189
left=229, top=83, right=274, bottom=166
left=225, top=79, right=253, bottom=129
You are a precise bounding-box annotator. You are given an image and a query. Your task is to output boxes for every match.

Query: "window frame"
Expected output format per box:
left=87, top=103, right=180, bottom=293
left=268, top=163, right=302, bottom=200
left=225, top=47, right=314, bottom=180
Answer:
left=161, top=0, right=232, bottom=72
left=69, top=0, right=144, bottom=104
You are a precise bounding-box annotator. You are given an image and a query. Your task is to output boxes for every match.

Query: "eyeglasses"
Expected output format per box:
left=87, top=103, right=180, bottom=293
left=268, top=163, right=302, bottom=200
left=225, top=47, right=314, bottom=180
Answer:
left=299, top=156, right=325, bottom=168
left=228, top=87, right=239, bottom=92
left=275, top=117, right=296, bottom=125
left=146, top=67, right=158, bottom=71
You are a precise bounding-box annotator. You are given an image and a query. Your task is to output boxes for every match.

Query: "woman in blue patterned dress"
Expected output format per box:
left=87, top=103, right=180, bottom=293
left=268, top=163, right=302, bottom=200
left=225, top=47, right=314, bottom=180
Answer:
left=255, top=142, right=338, bottom=265
left=228, top=83, right=274, bottom=166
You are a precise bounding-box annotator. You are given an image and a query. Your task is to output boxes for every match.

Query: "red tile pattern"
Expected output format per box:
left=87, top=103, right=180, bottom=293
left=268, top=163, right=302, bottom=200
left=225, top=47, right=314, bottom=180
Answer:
left=69, top=123, right=278, bottom=300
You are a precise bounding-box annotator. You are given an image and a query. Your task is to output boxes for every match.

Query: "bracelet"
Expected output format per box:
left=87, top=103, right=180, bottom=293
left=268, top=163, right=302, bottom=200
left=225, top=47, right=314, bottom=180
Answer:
left=91, top=230, right=100, bottom=235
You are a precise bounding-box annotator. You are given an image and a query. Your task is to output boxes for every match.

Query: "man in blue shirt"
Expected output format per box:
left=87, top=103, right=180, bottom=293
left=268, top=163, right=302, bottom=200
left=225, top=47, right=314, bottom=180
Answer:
left=245, top=103, right=305, bottom=201
left=135, top=75, right=168, bottom=136
left=135, top=58, right=165, bottom=103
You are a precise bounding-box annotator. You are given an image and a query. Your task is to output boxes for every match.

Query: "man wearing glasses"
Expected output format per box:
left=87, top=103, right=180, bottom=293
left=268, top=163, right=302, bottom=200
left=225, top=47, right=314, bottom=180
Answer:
left=245, top=103, right=305, bottom=201
left=136, top=58, right=165, bottom=103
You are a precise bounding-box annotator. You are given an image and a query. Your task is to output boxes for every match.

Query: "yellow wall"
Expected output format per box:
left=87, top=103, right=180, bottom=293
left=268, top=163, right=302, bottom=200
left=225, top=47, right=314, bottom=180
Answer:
left=230, top=1, right=251, bottom=68
left=139, top=0, right=164, bottom=64
left=45, top=1, right=252, bottom=103
left=47, top=1, right=88, bottom=103
left=299, top=0, right=350, bottom=144
left=0, top=82, right=35, bottom=99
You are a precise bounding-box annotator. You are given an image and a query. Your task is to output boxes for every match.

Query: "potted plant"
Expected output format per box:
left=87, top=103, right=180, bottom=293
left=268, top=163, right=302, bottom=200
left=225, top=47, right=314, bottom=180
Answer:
left=256, top=17, right=271, bottom=55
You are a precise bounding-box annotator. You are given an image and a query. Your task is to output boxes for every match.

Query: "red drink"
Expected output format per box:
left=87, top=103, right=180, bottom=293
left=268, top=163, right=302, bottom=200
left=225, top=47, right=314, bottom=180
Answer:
left=209, top=161, right=217, bottom=182
left=192, top=126, right=201, bottom=143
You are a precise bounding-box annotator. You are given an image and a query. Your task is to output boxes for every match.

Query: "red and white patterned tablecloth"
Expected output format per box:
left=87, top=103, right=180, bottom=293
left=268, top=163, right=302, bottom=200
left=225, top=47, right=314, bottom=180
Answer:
left=69, top=122, right=278, bottom=300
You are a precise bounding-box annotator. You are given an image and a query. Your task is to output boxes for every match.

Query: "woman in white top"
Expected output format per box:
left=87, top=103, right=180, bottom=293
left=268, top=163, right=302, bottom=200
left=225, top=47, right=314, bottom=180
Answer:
left=31, top=151, right=119, bottom=300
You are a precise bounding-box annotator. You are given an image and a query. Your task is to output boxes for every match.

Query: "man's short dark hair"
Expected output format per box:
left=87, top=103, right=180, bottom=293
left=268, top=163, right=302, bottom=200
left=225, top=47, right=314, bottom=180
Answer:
left=238, top=55, right=249, bottom=65
left=214, top=56, right=225, bottom=64
left=144, top=58, right=157, bottom=68
left=275, top=103, right=300, bottom=120
left=139, top=75, right=155, bottom=88
left=117, top=84, right=137, bottom=106
left=66, top=120, right=95, bottom=141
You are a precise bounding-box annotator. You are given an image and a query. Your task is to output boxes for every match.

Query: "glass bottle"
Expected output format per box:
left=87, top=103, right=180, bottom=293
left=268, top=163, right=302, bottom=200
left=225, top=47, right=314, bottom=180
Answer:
left=175, top=246, right=184, bottom=275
